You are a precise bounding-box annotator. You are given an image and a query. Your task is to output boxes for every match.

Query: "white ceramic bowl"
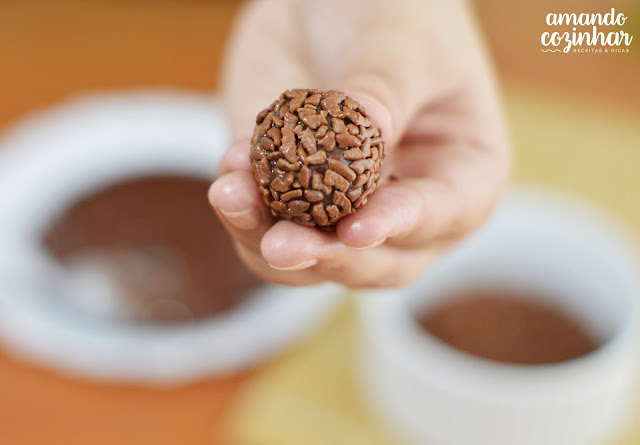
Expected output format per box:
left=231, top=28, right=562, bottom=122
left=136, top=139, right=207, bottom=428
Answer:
left=0, top=90, right=342, bottom=385
left=358, top=188, right=640, bottom=445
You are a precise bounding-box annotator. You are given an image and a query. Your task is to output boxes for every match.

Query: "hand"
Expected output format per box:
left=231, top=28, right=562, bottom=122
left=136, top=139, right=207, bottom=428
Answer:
left=209, top=0, right=509, bottom=287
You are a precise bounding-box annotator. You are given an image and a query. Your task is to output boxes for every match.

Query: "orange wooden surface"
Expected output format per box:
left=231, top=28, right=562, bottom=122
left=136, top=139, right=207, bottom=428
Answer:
left=474, top=0, right=640, bottom=114
left=0, top=2, right=247, bottom=444
left=0, top=357, right=249, bottom=445
left=0, top=1, right=241, bottom=129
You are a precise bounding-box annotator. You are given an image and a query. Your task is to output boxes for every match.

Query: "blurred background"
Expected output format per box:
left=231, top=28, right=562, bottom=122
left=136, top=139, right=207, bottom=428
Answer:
left=0, top=1, right=639, bottom=444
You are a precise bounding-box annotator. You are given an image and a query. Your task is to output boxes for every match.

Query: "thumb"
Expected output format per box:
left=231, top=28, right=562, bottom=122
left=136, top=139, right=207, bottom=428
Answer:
left=336, top=34, right=444, bottom=150
left=334, top=14, right=458, bottom=150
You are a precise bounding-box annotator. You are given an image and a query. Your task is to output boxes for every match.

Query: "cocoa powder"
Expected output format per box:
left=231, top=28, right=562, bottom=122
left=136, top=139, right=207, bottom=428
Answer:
left=43, top=175, right=262, bottom=323
left=417, top=290, right=599, bottom=365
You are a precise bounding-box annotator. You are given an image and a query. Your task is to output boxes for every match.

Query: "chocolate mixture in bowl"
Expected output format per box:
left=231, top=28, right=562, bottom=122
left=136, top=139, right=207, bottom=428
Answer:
left=417, top=290, right=599, bottom=365
left=43, top=175, right=262, bottom=323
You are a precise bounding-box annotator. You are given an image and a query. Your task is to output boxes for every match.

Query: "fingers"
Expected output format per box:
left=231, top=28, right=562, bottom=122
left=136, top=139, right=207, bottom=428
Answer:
left=209, top=145, right=488, bottom=287
left=335, top=178, right=463, bottom=250
left=207, top=195, right=442, bottom=288
left=218, top=138, right=252, bottom=176
left=208, top=170, right=273, bottom=250
left=335, top=179, right=439, bottom=249
left=336, top=138, right=509, bottom=250
left=256, top=220, right=442, bottom=288
left=211, top=135, right=505, bottom=284
left=260, top=220, right=334, bottom=270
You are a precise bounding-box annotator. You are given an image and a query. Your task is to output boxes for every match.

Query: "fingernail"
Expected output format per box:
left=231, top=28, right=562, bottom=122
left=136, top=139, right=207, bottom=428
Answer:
left=268, top=259, right=318, bottom=271
left=354, top=237, right=387, bottom=250
left=220, top=208, right=260, bottom=231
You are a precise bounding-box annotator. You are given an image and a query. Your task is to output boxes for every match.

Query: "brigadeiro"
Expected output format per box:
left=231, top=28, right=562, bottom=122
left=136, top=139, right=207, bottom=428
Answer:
left=250, top=89, right=385, bottom=228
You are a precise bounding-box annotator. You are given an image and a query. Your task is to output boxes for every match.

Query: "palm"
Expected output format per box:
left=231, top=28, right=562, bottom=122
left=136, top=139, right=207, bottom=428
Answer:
left=210, top=0, right=509, bottom=287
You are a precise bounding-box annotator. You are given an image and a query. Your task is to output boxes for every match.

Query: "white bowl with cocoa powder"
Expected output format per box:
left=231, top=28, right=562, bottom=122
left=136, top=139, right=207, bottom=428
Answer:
left=0, top=91, right=342, bottom=384
left=358, top=188, right=640, bottom=445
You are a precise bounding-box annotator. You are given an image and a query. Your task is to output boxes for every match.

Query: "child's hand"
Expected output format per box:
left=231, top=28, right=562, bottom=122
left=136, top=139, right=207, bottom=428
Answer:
left=209, top=0, right=509, bottom=287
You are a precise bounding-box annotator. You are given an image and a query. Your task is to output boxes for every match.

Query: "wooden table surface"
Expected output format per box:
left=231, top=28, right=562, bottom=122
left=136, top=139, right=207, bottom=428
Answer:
left=0, top=3, right=248, bottom=444
left=0, top=1, right=637, bottom=444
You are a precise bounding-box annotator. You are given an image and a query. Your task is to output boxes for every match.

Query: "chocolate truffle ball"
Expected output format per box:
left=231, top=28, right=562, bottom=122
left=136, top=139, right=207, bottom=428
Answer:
left=250, top=89, right=385, bottom=228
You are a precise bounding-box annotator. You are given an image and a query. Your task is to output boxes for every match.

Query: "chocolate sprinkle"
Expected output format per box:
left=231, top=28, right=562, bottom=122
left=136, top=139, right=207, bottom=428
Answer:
left=250, top=89, right=385, bottom=228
